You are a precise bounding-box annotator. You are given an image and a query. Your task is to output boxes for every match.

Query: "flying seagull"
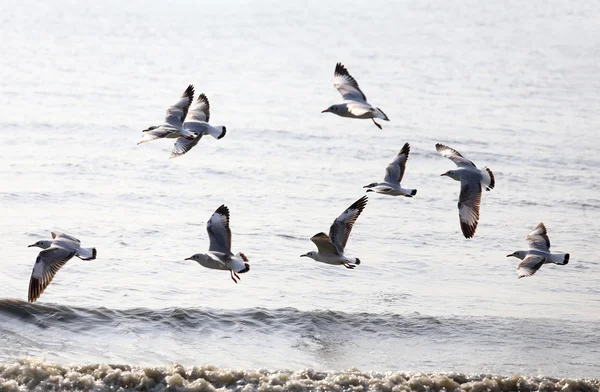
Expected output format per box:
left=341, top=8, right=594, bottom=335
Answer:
left=322, top=63, right=389, bottom=129
left=507, top=222, right=570, bottom=279
left=171, top=93, right=227, bottom=159
left=301, top=196, right=368, bottom=268
left=363, top=142, right=417, bottom=197
left=138, top=85, right=226, bottom=158
left=186, top=205, right=250, bottom=283
left=27, top=232, right=97, bottom=302
left=437, top=143, right=495, bottom=238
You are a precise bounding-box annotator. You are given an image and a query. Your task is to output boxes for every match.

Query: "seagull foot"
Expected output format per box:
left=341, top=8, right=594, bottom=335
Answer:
left=372, top=119, right=382, bottom=130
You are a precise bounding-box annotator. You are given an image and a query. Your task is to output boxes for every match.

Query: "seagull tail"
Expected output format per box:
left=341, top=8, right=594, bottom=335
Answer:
left=482, top=167, right=495, bottom=191
left=404, top=189, right=417, bottom=197
left=563, top=254, right=570, bottom=265
left=207, top=125, right=227, bottom=140
left=76, top=247, right=97, bottom=261
left=354, top=258, right=361, bottom=265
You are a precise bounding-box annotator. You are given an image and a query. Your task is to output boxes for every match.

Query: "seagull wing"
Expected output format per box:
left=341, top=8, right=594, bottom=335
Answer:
left=383, top=143, right=410, bottom=184
left=310, top=232, right=339, bottom=255
left=517, top=255, right=546, bottom=279
left=333, top=63, right=367, bottom=102
left=328, top=196, right=368, bottom=254
left=458, top=180, right=482, bottom=239
left=185, top=93, right=210, bottom=123
left=51, top=232, right=81, bottom=243
left=436, top=143, right=476, bottom=168
left=170, top=135, right=203, bottom=159
left=164, top=84, right=194, bottom=128
left=138, top=127, right=173, bottom=144
left=526, top=222, right=551, bottom=251
left=207, top=205, right=233, bottom=255
left=28, top=246, right=77, bottom=302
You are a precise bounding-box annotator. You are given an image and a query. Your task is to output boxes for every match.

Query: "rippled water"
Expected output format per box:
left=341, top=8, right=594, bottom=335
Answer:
left=1, top=0, right=599, bottom=386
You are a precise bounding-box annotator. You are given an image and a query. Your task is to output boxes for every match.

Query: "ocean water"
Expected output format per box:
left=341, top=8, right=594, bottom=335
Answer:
left=1, top=0, right=600, bottom=390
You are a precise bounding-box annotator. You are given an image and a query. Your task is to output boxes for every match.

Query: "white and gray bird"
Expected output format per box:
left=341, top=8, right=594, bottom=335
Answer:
left=171, top=92, right=227, bottom=159
left=437, top=143, right=495, bottom=238
left=185, top=205, right=250, bottom=283
left=27, top=232, right=97, bottom=302
left=138, top=85, right=226, bottom=158
left=321, top=63, right=389, bottom=129
left=301, top=196, right=367, bottom=268
left=363, top=142, right=417, bottom=197
left=507, top=222, right=570, bottom=279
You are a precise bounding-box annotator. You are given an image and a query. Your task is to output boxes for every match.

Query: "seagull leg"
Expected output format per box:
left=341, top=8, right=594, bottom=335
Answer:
left=342, top=262, right=356, bottom=269
left=372, top=118, right=382, bottom=130
left=234, top=272, right=240, bottom=280
left=229, top=269, right=238, bottom=283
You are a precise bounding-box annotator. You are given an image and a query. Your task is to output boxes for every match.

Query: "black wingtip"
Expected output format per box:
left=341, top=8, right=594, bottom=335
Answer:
left=334, top=62, right=348, bottom=76
left=184, top=84, right=195, bottom=99
left=460, top=221, right=477, bottom=239
left=197, top=92, right=210, bottom=106
left=215, top=204, right=230, bottom=217
left=400, top=142, right=410, bottom=157
left=349, top=195, right=368, bottom=212
left=218, top=126, right=227, bottom=140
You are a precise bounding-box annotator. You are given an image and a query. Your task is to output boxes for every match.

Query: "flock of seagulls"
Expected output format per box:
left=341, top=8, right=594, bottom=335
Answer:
left=24, top=63, right=570, bottom=302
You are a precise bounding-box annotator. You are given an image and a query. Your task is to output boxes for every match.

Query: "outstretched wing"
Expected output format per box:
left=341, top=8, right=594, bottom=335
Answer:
left=51, top=232, right=80, bottom=243
left=517, top=255, right=546, bottom=279
left=170, top=135, right=203, bottom=159
left=164, top=85, right=194, bottom=128
left=28, top=247, right=76, bottom=302
left=207, top=205, right=232, bottom=255
left=333, top=63, right=367, bottom=102
left=526, top=222, right=551, bottom=251
left=458, top=181, right=482, bottom=239
left=329, top=196, right=368, bottom=254
left=436, top=143, right=476, bottom=168
left=310, top=232, right=339, bottom=255
left=383, top=143, right=410, bottom=185
left=185, top=93, right=210, bottom=123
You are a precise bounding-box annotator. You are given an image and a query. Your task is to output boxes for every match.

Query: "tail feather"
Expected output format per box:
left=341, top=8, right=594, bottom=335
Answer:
left=76, top=247, right=97, bottom=261
left=563, top=254, right=570, bottom=265
left=410, top=189, right=417, bottom=196
left=207, top=125, right=226, bottom=140
left=483, top=167, right=495, bottom=191
left=354, top=258, right=361, bottom=265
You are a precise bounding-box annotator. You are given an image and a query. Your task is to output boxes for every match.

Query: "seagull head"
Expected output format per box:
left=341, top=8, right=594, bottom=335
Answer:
left=321, top=105, right=336, bottom=114
left=142, top=125, right=158, bottom=133
left=440, top=170, right=460, bottom=181
left=28, top=240, right=52, bottom=249
left=300, top=251, right=318, bottom=260
left=507, top=251, right=527, bottom=260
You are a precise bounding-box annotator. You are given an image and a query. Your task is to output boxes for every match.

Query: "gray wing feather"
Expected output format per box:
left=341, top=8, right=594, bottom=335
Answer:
left=458, top=181, right=482, bottom=238
left=164, top=85, right=194, bottom=128
left=28, top=247, right=76, bottom=302
left=310, top=232, right=339, bottom=255
left=170, top=135, right=203, bottom=159
left=436, top=143, right=476, bottom=168
left=328, top=196, right=368, bottom=254
left=206, top=205, right=233, bottom=255
left=383, top=143, right=410, bottom=184
left=517, top=255, right=546, bottom=278
left=526, top=222, right=551, bottom=251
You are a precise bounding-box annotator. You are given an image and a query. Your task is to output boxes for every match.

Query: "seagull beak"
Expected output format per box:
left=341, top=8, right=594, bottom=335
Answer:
left=300, top=254, right=307, bottom=257
left=506, top=253, right=514, bottom=258
left=321, top=109, right=328, bottom=113
left=440, top=173, right=447, bottom=176
left=185, top=257, right=192, bottom=260
left=27, top=244, right=35, bottom=248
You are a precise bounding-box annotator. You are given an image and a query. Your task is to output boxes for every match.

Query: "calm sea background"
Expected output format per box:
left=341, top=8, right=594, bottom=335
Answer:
left=1, top=0, right=599, bottom=385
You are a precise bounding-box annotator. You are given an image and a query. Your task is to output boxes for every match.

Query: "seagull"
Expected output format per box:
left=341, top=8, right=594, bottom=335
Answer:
left=138, top=84, right=195, bottom=146
left=507, top=222, right=570, bottom=279
left=171, top=93, right=227, bottom=159
left=321, top=63, right=389, bottom=129
left=27, top=232, right=97, bottom=302
left=437, top=143, right=495, bottom=238
left=185, top=205, right=250, bottom=283
left=301, top=196, right=368, bottom=268
left=363, top=142, right=417, bottom=197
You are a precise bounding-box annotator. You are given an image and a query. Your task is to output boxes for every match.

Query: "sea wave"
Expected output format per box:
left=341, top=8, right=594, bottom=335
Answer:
left=1, top=359, right=598, bottom=392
